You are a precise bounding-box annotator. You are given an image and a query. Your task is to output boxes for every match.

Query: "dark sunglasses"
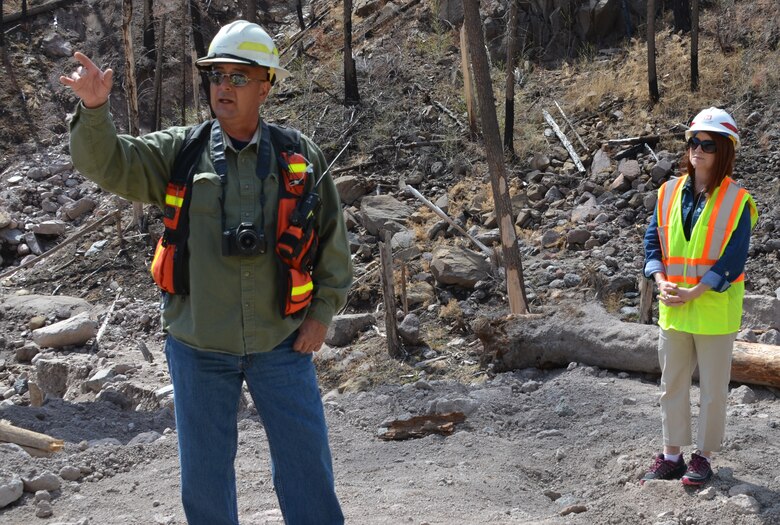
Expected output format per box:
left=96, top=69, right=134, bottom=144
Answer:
left=687, top=137, right=717, bottom=153
left=205, top=71, right=267, bottom=87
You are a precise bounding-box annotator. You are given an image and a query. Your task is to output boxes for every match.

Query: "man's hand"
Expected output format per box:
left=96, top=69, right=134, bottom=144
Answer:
left=59, top=52, right=113, bottom=109
left=293, top=318, right=328, bottom=354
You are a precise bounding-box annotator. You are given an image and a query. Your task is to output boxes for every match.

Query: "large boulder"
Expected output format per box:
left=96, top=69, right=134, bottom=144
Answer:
left=430, top=246, right=491, bottom=289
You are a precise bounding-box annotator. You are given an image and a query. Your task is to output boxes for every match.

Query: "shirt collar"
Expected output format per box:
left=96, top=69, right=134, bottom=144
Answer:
left=223, top=126, right=261, bottom=152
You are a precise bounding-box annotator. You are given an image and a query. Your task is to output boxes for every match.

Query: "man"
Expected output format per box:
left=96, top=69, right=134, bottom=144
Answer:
left=60, top=20, right=351, bottom=525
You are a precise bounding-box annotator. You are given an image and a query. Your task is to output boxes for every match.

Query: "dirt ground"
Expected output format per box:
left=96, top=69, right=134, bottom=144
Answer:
left=2, top=345, right=779, bottom=524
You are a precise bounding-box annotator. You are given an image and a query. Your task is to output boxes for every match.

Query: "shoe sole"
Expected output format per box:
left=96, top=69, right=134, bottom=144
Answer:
left=681, top=475, right=711, bottom=486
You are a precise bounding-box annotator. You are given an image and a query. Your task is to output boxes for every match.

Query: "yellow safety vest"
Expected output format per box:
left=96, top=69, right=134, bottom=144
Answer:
left=656, top=175, right=758, bottom=334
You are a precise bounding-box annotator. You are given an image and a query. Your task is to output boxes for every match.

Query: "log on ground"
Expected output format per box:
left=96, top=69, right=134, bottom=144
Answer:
left=474, top=302, right=780, bottom=388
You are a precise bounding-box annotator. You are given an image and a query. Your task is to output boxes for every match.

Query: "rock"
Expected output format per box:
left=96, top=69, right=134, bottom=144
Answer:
left=0, top=294, right=92, bottom=319
left=560, top=504, right=587, bottom=516
left=530, top=153, right=550, bottom=171
left=541, top=229, right=562, bottom=248
left=127, top=431, right=163, bottom=446
left=96, top=389, right=133, bottom=410
left=35, top=500, right=53, bottom=518
left=429, top=246, right=491, bottom=289
left=32, top=312, right=97, bottom=348
left=34, top=359, right=70, bottom=398
left=22, top=470, right=61, bottom=492
left=590, top=148, right=612, bottom=176
left=697, top=486, right=717, bottom=500
left=325, top=313, right=375, bottom=347
left=42, top=32, right=73, bottom=58
left=31, top=220, right=67, bottom=236
left=58, top=466, right=83, bottom=482
left=61, top=198, right=96, bottom=221
left=84, top=367, right=116, bottom=393
left=566, top=229, right=591, bottom=246
left=333, top=175, right=374, bottom=205
left=728, top=494, right=760, bottom=514
left=729, top=385, right=757, bottom=404
left=742, top=295, right=780, bottom=330
left=15, top=342, right=40, bottom=363
left=571, top=197, right=599, bottom=223
left=618, top=159, right=641, bottom=180
left=398, top=313, right=422, bottom=345
left=758, top=328, right=780, bottom=345
left=728, top=483, right=756, bottom=497
left=651, top=159, right=673, bottom=184
left=425, top=397, right=478, bottom=416
left=359, top=195, right=412, bottom=235
left=0, top=470, right=24, bottom=508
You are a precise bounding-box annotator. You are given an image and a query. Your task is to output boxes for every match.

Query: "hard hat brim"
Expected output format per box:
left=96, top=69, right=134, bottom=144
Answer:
left=685, top=126, right=741, bottom=149
left=195, top=54, right=290, bottom=80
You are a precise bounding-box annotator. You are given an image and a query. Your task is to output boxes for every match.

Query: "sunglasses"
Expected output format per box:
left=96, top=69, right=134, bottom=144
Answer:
left=205, top=71, right=267, bottom=87
left=687, top=137, right=717, bottom=153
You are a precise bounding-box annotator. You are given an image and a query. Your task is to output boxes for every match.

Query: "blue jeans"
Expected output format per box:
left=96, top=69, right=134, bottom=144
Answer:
left=164, top=334, right=343, bottom=525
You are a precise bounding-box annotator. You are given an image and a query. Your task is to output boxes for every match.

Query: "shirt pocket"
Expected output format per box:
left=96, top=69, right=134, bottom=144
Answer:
left=189, top=172, right=221, bottom=216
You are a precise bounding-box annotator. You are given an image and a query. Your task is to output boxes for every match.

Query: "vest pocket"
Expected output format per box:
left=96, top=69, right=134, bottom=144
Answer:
left=188, top=172, right=221, bottom=216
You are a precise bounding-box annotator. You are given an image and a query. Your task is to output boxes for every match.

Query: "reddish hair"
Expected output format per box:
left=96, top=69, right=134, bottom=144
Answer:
left=681, top=133, right=736, bottom=195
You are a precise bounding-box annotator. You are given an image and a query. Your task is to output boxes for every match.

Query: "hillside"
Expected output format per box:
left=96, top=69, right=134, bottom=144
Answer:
left=1, top=0, right=779, bottom=523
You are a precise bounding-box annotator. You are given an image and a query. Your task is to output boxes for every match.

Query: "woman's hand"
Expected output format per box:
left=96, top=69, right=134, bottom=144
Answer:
left=59, top=52, right=113, bottom=109
left=658, top=282, right=708, bottom=307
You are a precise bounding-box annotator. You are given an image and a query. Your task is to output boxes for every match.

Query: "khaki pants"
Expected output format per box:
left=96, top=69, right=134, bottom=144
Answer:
left=658, top=328, right=736, bottom=452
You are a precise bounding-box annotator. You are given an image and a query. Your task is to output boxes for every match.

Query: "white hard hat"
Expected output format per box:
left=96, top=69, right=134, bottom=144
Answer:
left=195, top=20, right=289, bottom=82
left=686, top=107, right=740, bottom=149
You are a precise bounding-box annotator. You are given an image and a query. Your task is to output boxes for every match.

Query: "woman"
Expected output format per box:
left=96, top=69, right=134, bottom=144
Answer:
left=641, top=107, right=758, bottom=486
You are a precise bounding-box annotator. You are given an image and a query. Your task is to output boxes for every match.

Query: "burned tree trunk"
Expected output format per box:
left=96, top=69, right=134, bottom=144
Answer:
left=475, top=303, right=780, bottom=388
left=647, top=0, right=660, bottom=103
left=343, top=0, right=360, bottom=105
left=691, top=0, right=699, bottom=91
left=142, top=0, right=156, bottom=62
left=462, top=0, right=529, bottom=314
left=670, top=0, right=692, bottom=33
left=503, top=0, right=519, bottom=154
left=121, top=0, right=145, bottom=229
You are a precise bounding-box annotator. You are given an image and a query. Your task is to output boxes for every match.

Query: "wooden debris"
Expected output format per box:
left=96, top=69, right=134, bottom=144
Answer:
left=378, top=412, right=466, bottom=441
left=0, top=420, right=64, bottom=457
left=606, top=135, right=661, bottom=147
left=553, top=100, right=588, bottom=153
left=92, top=290, right=122, bottom=351
left=404, top=185, right=493, bottom=261
left=0, top=210, right=121, bottom=282
left=138, top=341, right=154, bottom=363
left=379, top=231, right=402, bottom=359
left=542, top=109, right=586, bottom=173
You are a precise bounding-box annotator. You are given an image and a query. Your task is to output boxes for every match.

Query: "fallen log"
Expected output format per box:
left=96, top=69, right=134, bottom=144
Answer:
left=473, top=302, right=780, bottom=388
left=0, top=420, right=64, bottom=457
left=377, top=412, right=466, bottom=441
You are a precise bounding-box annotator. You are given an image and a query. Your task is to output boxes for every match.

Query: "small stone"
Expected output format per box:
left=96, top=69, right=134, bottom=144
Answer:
left=559, top=504, right=587, bottom=516
left=35, top=500, right=53, bottom=518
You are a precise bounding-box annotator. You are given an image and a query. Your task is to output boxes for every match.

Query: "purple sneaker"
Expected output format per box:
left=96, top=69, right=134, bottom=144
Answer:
left=640, top=453, right=687, bottom=484
left=682, top=453, right=713, bottom=486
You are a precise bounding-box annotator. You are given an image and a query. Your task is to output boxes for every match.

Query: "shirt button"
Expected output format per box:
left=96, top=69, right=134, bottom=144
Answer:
left=243, top=212, right=250, bottom=218
left=243, top=185, right=250, bottom=190
left=244, top=272, right=250, bottom=277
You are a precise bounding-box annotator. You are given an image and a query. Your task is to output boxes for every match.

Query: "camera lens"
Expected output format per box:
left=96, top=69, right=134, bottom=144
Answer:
left=237, top=230, right=257, bottom=250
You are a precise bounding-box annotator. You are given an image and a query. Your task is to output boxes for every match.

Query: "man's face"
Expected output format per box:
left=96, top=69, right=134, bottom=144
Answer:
left=208, top=63, right=271, bottom=133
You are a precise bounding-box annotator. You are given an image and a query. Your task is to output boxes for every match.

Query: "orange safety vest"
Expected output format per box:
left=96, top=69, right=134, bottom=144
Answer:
left=150, top=120, right=319, bottom=318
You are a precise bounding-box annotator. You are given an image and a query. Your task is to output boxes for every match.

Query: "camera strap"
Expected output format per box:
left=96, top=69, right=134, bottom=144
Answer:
left=211, top=120, right=272, bottom=238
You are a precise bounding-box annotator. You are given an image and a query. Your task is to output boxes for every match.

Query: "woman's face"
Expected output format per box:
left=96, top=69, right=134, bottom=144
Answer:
left=688, top=131, right=717, bottom=178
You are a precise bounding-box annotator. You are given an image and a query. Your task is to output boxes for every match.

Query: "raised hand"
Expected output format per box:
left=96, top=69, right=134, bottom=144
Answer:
left=59, top=52, right=114, bottom=109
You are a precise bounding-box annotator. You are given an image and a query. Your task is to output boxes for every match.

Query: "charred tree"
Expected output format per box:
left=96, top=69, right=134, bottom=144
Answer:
left=647, top=0, right=660, bottom=104
left=243, top=0, right=257, bottom=24
left=503, top=0, right=519, bottom=154
left=143, top=0, right=156, bottom=63
left=153, top=15, right=166, bottom=131
left=121, top=0, right=146, bottom=229
left=189, top=0, right=209, bottom=109
left=691, top=0, right=699, bottom=91
left=343, top=0, right=360, bottom=105
left=462, top=0, right=529, bottom=315
left=670, top=0, right=692, bottom=33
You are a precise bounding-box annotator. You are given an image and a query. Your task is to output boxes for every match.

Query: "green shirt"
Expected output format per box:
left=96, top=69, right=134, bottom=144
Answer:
left=69, top=103, right=352, bottom=355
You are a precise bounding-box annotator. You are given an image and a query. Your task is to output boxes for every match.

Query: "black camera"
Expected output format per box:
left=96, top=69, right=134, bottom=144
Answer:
left=222, top=222, right=266, bottom=257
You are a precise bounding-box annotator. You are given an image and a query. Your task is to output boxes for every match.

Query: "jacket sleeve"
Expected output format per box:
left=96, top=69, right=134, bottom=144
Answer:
left=643, top=202, right=666, bottom=279
left=300, top=135, right=353, bottom=327
left=68, top=102, right=185, bottom=208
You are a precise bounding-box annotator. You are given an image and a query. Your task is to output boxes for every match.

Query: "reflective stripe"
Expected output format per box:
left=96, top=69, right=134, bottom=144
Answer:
left=291, top=280, right=313, bottom=297
left=657, top=177, right=685, bottom=259
left=288, top=162, right=307, bottom=173
left=237, top=41, right=278, bottom=56
left=165, top=194, right=184, bottom=208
